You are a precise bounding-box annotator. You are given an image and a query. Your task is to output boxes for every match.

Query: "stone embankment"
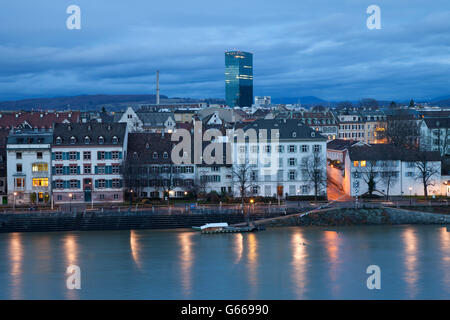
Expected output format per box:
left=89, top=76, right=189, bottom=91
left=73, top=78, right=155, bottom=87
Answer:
left=253, top=207, right=450, bottom=227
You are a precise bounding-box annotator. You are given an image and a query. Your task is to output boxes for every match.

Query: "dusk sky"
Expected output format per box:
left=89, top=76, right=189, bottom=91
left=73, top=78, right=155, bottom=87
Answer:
left=0, top=0, right=449, bottom=102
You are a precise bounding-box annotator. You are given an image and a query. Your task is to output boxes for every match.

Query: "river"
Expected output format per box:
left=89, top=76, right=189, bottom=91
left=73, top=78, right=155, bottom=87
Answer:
left=0, top=225, right=449, bottom=299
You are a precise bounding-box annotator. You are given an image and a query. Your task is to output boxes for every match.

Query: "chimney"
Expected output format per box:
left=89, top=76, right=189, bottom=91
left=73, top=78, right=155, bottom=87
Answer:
left=156, top=70, right=160, bottom=105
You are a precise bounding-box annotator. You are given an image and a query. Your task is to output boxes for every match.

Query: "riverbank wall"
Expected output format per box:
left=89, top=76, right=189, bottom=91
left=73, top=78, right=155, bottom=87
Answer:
left=253, top=207, right=450, bottom=227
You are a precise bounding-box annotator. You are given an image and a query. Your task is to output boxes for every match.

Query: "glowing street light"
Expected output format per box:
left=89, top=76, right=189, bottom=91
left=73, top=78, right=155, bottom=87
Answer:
left=408, top=187, right=412, bottom=205
left=69, top=193, right=72, bottom=212
left=13, top=192, right=17, bottom=211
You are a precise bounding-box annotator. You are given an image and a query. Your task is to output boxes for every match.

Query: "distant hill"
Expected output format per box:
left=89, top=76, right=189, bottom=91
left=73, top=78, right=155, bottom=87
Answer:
left=271, top=96, right=328, bottom=106
left=0, top=94, right=169, bottom=111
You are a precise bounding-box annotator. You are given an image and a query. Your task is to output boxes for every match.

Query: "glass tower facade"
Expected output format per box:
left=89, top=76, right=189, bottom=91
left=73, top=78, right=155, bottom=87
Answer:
left=225, top=51, right=253, bottom=108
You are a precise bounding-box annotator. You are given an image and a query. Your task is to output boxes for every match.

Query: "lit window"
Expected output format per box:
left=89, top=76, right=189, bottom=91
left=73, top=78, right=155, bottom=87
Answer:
left=353, top=161, right=359, bottom=167
left=361, top=161, right=367, bottom=167
left=32, top=163, right=48, bottom=172
left=32, top=178, right=48, bottom=187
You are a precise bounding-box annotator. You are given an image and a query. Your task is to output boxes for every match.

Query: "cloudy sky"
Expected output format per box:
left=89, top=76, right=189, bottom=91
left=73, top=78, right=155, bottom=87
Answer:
left=0, top=0, right=449, bottom=102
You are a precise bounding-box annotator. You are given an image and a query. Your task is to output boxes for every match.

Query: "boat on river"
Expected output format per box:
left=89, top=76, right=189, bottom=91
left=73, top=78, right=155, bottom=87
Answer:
left=192, top=222, right=265, bottom=234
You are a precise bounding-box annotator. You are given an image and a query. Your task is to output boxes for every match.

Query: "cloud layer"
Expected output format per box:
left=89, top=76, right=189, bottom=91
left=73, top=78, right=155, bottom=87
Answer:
left=0, top=0, right=449, bottom=101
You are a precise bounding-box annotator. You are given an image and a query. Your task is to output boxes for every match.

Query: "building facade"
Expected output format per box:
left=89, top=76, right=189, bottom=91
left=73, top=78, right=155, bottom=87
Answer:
left=225, top=51, right=253, bottom=108
left=6, top=130, right=53, bottom=205
left=51, top=123, right=128, bottom=204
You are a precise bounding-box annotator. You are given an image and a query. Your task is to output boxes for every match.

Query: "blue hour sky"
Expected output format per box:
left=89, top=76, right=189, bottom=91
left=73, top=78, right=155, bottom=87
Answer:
left=0, top=0, right=449, bottom=102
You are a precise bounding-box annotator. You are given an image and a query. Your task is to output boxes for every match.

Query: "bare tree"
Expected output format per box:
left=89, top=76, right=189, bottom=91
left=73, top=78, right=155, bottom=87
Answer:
left=192, top=168, right=210, bottom=198
left=380, top=117, right=419, bottom=149
left=230, top=163, right=256, bottom=209
left=414, top=156, right=440, bottom=199
left=300, top=150, right=327, bottom=202
left=356, top=160, right=380, bottom=197
left=380, top=162, right=399, bottom=200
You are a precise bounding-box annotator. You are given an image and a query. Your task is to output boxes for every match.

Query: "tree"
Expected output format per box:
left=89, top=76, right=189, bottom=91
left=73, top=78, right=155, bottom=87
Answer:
left=356, top=161, right=380, bottom=197
left=300, top=150, right=327, bottom=202
left=122, top=153, right=143, bottom=200
left=379, top=162, right=399, bottom=200
left=191, top=168, right=210, bottom=198
left=380, top=117, right=419, bottom=149
left=230, top=163, right=256, bottom=209
left=389, top=101, right=397, bottom=110
left=409, top=99, right=415, bottom=108
left=414, top=153, right=440, bottom=199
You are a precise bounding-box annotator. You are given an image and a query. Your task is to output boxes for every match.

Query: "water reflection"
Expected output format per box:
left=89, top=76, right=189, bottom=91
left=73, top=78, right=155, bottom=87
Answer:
left=246, top=233, right=258, bottom=298
left=234, top=233, right=244, bottom=264
left=9, top=233, right=23, bottom=299
left=178, top=232, right=194, bottom=298
left=323, top=231, right=340, bottom=297
left=440, top=227, right=450, bottom=292
left=130, top=230, right=142, bottom=270
left=291, top=231, right=308, bottom=299
left=402, top=227, right=418, bottom=299
left=63, top=234, right=79, bottom=299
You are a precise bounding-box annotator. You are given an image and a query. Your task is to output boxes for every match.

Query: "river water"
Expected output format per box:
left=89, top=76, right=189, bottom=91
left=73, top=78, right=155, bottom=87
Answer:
left=0, top=225, right=449, bottom=299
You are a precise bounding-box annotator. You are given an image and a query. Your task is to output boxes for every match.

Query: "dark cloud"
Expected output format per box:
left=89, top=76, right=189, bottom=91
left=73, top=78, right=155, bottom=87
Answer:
left=0, top=0, right=449, bottom=101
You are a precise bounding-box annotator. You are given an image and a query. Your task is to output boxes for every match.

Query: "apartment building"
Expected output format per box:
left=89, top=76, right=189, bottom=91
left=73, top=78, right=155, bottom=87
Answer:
left=337, top=112, right=366, bottom=140
left=233, top=119, right=328, bottom=198
left=51, top=123, right=128, bottom=204
left=419, top=118, right=450, bottom=156
left=6, top=129, right=53, bottom=205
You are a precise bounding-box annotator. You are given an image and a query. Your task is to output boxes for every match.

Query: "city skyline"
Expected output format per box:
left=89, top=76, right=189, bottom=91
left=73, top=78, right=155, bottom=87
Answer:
left=0, top=1, right=449, bottom=102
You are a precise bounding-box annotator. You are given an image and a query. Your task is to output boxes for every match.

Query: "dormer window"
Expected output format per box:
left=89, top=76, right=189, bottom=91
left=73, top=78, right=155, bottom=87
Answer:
left=56, top=137, right=62, bottom=144
left=107, top=125, right=111, bottom=131
left=84, top=136, right=91, bottom=144
left=112, top=136, right=118, bottom=144
left=292, top=132, right=297, bottom=138
left=153, top=152, right=158, bottom=159
left=98, top=136, right=104, bottom=144
left=68, top=125, right=72, bottom=131
left=146, top=143, right=150, bottom=149
left=163, top=152, right=168, bottom=159
left=70, top=136, right=76, bottom=144
left=88, top=125, right=92, bottom=131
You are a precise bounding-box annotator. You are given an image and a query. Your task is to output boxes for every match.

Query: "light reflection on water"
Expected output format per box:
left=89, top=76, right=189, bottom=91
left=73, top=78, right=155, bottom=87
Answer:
left=0, top=225, right=449, bottom=299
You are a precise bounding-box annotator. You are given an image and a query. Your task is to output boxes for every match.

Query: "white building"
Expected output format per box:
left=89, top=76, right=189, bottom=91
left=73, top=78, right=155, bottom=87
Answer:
left=336, top=144, right=442, bottom=197
left=419, top=118, right=450, bottom=156
left=6, top=130, right=53, bottom=205
left=232, top=119, right=328, bottom=199
left=51, top=123, right=128, bottom=204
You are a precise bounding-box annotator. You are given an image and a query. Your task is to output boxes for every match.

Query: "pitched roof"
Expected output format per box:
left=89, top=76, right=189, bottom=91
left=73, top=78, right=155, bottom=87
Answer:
left=53, top=123, right=127, bottom=146
left=423, top=118, right=450, bottom=129
left=136, top=111, right=174, bottom=127
left=0, top=111, right=80, bottom=129
left=327, top=139, right=359, bottom=151
left=348, top=144, right=441, bottom=161
left=243, top=119, right=327, bottom=141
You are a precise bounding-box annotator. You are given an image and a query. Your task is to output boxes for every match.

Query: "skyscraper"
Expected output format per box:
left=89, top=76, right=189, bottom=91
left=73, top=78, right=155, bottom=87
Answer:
left=225, top=51, right=253, bottom=108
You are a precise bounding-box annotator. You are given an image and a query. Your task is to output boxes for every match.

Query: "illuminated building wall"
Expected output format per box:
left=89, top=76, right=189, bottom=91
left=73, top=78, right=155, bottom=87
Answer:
left=225, top=51, right=253, bottom=108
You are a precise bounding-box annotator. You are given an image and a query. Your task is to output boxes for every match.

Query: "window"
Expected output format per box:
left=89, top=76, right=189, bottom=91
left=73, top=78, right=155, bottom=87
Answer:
left=353, top=161, right=359, bottom=167
left=289, top=145, right=295, bottom=153
left=32, top=178, right=48, bottom=187
left=112, top=165, right=120, bottom=174
left=70, top=180, right=79, bottom=189
left=55, top=166, right=63, bottom=175
left=289, top=170, right=296, bottom=180
left=98, top=136, right=104, bottom=144
left=32, top=163, right=48, bottom=172
left=163, top=152, right=168, bottom=159
left=16, top=164, right=22, bottom=172
left=186, top=166, right=194, bottom=173
left=301, top=145, right=308, bottom=153
left=83, top=151, right=91, bottom=160
left=277, top=145, right=284, bottom=153
left=313, top=145, right=321, bottom=152
left=239, top=146, right=245, bottom=153
left=69, top=165, right=78, bottom=175
left=70, top=136, right=76, bottom=144
left=360, top=160, right=367, bottom=167
left=97, top=166, right=105, bottom=174
left=97, top=179, right=106, bottom=188
left=301, top=185, right=309, bottom=194
left=289, top=158, right=296, bottom=166
left=56, top=137, right=62, bottom=144
left=112, top=136, right=118, bottom=144
left=265, top=145, right=271, bottom=153
left=14, top=178, right=25, bottom=189
left=55, top=180, right=64, bottom=189
left=57, top=195, right=62, bottom=201
left=114, top=194, right=119, bottom=200
left=84, top=165, right=91, bottom=174
left=16, top=152, right=22, bottom=159
left=251, top=146, right=258, bottom=153
left=84, top=136, right=91, bottom=144
left=406, top=172, right=414, bottom=177
left=55, top=152, right=63, bottom=160
left=112, top=151, right=120, bottom=160
left=37, top=152, right=42, bottom=159
left=69, top=152, right=77, bottom=160
left=112, top=179, right=121, bottom=188
left=98, top=151, right=105, bottom=160
left=153, top=152, right=158, bottom=159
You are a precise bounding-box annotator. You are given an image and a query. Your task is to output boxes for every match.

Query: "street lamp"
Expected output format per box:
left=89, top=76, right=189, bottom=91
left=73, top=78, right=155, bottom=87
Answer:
left=129, top=189, right=133, bottom=208
left=13, top=192, right=17, bottom=211
left=408, top=187, right=412, bottom=205
left=69, top=193, right=72, bottom=212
